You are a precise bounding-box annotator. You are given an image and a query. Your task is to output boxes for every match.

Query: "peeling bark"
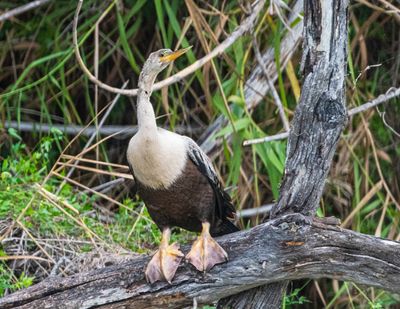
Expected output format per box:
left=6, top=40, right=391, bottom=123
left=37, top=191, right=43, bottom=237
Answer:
left=273, top=0, right=348, bottom=218
left=0, top=214, right=399, bottom=309
left=220, top=0, right=350, bottom=307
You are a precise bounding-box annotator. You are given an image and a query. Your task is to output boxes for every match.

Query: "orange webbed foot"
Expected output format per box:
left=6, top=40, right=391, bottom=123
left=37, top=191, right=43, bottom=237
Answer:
left=145, top=229, right=183, bottom=284
left=186, top=222, right=228, bottom=272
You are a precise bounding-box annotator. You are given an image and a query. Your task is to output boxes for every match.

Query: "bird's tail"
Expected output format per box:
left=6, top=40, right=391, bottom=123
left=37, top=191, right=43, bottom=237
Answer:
left=211, top=219, right=240, bottom=237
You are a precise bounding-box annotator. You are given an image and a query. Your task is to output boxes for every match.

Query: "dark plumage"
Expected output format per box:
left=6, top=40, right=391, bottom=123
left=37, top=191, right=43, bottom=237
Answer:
left=135, top=158, right=238, bottom=237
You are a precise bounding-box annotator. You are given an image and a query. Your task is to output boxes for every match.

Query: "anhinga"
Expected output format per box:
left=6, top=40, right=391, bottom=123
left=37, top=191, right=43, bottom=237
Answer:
left=127, top=47, right=238, bottom=284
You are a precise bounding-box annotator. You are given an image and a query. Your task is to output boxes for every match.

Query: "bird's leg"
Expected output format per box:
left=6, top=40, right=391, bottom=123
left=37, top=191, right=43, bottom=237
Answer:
left=145, top=228, right=184, bottom=284
left=186, top=222, right=228, bottom=272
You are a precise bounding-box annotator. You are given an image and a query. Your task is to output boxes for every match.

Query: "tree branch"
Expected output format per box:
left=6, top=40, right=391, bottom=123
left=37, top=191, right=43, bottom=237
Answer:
left=348, top=87, right=400, bottom=116
left=73, top=0, right=266, bottom=96
left=1, top=214, right=399, bottom=309
left=0, top=0, right=52, bottom=22
left=2, top=121, right=201, bottom=137
left=242, top=86, right=400, bottom=146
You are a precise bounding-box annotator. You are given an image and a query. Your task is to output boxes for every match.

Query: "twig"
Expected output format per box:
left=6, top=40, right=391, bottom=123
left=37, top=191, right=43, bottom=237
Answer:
left=85, top=178, right=125, bottom=195
left=0, top=255, right=51, bottom=263
left=33, top=183, right=79, bottom=215
left=348, top=87, right=400, bottom=116
left=243, top=87, right=400, bottom=146
left=252, top=37, right=290, bottom=131
left=236, top=203, right=274, bottom=218
left=352, top=63, right=382, bottom=88
left=376, top=108, right=400, bottom=138
left=0, top=0, right=51, bottom=22
left=53, top=131, right=130, bottom=175
left=73, top=0, right=266, bottom=96
left=243, top=132, right=289, bottom=146
left=56, top=162, right=133, bottom=180
left=3, top=121, right=202, bottom=137
left=60, top=155, right=129, bottom=170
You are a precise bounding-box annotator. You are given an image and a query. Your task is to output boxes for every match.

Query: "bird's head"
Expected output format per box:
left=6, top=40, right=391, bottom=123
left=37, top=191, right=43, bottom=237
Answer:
left=143, top=46, right=192, bottom=75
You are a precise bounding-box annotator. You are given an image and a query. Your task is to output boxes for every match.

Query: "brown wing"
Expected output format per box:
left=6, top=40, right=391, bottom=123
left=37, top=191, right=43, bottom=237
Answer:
left=185, top=137, right=236, bottom=220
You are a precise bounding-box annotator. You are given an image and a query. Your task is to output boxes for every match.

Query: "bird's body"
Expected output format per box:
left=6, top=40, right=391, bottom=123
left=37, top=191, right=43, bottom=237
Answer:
left=127, top=47, right=238, bottom=284
left=128, top=128, right=236, bottom=236
left=132, top=143, right=214, bottom=234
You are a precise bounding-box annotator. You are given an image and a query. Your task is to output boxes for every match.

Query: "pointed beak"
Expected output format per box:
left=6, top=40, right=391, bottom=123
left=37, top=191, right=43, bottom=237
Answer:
left=159, top=46, right=192, bottom=63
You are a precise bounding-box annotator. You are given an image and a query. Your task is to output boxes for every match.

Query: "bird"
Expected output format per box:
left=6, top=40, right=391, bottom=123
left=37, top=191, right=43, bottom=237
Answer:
left=127, top=47, right=239, bottom=284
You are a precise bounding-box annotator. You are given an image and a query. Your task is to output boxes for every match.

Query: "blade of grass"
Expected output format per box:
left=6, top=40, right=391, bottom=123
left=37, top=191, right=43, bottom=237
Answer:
left=57, top=162, right=133, bottom=179
left=341, top=180, right=383, bottom=228
left=116, top=8, right=140, bottom=74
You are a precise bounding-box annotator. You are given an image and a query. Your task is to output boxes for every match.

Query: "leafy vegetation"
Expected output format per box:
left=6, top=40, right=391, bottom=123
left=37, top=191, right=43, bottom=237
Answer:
left=0, top=0, right=399, bottom=307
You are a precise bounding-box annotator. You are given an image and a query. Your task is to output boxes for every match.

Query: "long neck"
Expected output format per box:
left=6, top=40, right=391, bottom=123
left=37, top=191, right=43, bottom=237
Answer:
left=137, top=69, right=158, bottom=133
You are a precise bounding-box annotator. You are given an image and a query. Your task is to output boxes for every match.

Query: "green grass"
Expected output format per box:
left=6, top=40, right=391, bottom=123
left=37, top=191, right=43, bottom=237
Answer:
left=0, top=132, right=169, bottom=294
left=1, top=133, right=138, bottom=242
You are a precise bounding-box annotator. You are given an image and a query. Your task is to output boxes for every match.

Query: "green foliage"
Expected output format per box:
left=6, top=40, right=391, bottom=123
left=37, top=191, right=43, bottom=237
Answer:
left=284, top=288, right=311, bottom=308
left=0, top=264, right=34, bottom=296
left=0, top=133, right=170, bottom=296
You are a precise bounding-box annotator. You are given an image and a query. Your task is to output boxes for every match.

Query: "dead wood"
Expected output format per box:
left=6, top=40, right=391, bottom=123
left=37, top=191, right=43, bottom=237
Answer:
left=219, top=0, right=350, bottom=307
left=0, top=214, right=399, bottom=309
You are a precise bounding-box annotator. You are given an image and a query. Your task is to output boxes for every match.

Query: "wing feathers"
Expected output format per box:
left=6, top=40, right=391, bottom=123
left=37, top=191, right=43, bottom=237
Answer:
left=185, top=138, right=236, bottom=219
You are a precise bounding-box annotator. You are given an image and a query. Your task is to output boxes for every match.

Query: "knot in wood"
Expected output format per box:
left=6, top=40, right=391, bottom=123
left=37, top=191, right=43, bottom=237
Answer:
left=314, top=93, right=346, bottom=129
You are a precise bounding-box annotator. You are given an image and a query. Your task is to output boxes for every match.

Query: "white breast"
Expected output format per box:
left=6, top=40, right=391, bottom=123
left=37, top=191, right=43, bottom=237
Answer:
left=127, top=128, right=188, bottom=189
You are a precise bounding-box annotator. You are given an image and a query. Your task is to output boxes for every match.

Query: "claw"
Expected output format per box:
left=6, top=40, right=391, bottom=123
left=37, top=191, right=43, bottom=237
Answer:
left=186, top=222, right=228, bottom=272
left=145, top=229, right=184, bottom=284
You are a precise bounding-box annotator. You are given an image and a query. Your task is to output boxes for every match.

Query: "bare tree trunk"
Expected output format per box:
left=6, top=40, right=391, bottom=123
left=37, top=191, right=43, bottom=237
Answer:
left=219, top=0, right=349, bottom=307
left=218, top=283, right=287, bottom=309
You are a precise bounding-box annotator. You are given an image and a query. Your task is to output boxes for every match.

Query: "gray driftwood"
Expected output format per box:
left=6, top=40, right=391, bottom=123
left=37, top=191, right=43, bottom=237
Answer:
left=219, top=0, right=350, bottom=307
left=1, top=214, right=399, bottom=309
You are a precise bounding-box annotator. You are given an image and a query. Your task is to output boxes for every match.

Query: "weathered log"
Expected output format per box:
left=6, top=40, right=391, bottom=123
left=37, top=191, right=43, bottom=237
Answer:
left=1, top=214, right=399, bottom=309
